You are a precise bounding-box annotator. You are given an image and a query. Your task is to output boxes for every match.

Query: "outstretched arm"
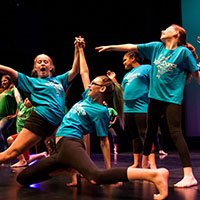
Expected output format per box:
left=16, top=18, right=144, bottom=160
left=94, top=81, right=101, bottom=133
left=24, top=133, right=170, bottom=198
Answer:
left=0, top=65, right=18, bottom=82
left=67, top=41, right=80, bottom=83
left=95, top=44, right=138, bottom=53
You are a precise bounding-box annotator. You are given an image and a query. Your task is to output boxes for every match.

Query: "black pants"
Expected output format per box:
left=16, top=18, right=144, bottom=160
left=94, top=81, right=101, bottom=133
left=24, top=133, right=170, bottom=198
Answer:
left=17, top=137, right=128, bottom=185
left=125, top=113, right=147, bottom=154
left=143, top=98, right=191, bottom=167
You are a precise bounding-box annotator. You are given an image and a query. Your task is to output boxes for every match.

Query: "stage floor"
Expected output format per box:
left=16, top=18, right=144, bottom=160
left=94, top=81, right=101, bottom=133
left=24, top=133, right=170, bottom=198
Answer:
left=0, top=151, right=200, bottom=200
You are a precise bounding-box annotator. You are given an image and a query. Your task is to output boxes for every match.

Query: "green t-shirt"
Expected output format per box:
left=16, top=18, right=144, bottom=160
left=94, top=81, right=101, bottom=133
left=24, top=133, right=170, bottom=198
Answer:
left=0, top=88, right=17, bottom=120
left=108, top=108, right=118, bottom=128
left=16, top=101, right=35, bottom=133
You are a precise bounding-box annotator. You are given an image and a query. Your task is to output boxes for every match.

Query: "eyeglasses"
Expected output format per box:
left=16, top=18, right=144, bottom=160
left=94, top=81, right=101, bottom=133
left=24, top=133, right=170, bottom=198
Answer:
left=89, top=82, right=103, bottom=87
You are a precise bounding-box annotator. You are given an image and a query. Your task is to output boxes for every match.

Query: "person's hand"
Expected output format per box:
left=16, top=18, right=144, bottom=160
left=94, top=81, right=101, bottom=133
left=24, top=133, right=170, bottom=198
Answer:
left=74, top=36, right=85, bottom=48
left=7, top=114, right=17, bottom=119
left=95, top=46, right=111, bottom=52
left=198, top=62, right=200, bottom=69
left=107, top=70, right=116, bottom=80
left=197, top=36, right=200, bottom=44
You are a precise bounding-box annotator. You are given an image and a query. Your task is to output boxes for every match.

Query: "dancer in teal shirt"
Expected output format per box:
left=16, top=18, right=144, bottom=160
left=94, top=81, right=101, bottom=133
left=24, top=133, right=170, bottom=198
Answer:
left=96, top=24, right=200, bottom=188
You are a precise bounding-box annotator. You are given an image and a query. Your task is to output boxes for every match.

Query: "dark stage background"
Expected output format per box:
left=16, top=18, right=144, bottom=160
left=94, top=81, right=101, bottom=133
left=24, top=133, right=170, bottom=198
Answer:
left=1, top=0, right=198, bottom=153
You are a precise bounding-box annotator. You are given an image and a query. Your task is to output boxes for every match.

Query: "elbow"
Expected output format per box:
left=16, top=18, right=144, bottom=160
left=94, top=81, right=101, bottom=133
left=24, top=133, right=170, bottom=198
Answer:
left=80, top=69, right=89, bottom=77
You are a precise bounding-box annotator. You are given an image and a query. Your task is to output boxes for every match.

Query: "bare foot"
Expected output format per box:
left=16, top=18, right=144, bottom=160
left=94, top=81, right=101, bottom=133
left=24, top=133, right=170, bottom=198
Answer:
left=174, top=176, right=198, bottom=188
left=153, top=168, right=169, bottom=200
left=11, top=160, right=27, bottom=168
left=159, top=150, right=168, bottom=156
left=66, top=173, right=78, bottom=187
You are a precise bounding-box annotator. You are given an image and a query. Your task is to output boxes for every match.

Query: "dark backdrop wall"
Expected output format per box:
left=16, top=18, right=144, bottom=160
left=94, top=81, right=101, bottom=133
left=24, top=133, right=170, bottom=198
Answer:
left=0, top=0, right=182, bottom=152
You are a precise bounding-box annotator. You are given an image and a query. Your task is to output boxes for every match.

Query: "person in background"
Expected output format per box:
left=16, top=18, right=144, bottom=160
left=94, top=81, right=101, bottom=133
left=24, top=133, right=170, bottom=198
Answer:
left=0, top=75, right=20, bottom=152
left=7, top=97, right=47, bottom=168
left=106, top=51, right=156, bottom=169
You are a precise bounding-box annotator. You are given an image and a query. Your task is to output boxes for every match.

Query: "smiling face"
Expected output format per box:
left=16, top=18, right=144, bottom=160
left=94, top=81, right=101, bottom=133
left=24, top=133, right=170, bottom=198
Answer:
left=34, top=54, right=53, bottom=78
left=87, top=77, right=106, bottom=101
left=123, top=55, right=134, bottom=70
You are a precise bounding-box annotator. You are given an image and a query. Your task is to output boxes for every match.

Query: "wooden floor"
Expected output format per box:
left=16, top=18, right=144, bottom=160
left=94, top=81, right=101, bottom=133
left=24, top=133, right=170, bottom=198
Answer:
left=1, top=151, right=200, bottom=200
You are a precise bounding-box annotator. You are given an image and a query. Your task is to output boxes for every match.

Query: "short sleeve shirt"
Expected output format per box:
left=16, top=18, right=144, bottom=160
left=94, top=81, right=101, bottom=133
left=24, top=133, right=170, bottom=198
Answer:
left=56, top=89, right=110, bottom=140
left=17, top=72, right=71, bottom=126
left=137, top=42, right=199, bottom=105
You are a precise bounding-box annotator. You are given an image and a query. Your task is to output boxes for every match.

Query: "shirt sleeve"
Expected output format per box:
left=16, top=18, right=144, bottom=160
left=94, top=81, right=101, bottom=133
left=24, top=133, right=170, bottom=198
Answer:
left=93, top=109, right=109, bottom=137
left=183, top=51, right=199, bottom=72
left=56, top=71, right=72, bottom=91
left=17, top=72, right=34, bottom=94
left=137, top=42, right=161, bottom=60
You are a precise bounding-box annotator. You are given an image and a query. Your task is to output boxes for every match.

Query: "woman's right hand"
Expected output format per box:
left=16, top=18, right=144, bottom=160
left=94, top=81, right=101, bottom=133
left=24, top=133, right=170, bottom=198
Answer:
left=95, top=46, right=111, bottom=52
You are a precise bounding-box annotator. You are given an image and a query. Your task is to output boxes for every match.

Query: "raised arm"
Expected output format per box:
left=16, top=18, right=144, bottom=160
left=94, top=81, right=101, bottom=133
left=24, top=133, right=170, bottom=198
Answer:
left=67, top=41, right=80, bottom=83
left=77, top=37, right=90, bottom=90
left=95, top=44, right=138, bottom=53
left=0, top=65, right=18, bottom=82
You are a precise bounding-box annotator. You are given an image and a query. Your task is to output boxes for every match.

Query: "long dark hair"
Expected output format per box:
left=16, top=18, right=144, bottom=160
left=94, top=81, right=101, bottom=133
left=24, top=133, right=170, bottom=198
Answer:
left=98, top=75, right=124, bottom=129
left=124, top=51, right=144, bottom=64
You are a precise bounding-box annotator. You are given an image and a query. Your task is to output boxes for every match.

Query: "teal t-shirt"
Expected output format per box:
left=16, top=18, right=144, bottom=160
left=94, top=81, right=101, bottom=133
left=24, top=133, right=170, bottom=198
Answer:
left=17, top=72, right=71, bottom=126
left=0, top=88, right=17, bottom=119
left=121, top=65, right=151, bottom=113
left=16, top=101, right=35, bottom=133
left=137, top=42, right=199, bottom=105
left=56, top=89, right=110, bottom=140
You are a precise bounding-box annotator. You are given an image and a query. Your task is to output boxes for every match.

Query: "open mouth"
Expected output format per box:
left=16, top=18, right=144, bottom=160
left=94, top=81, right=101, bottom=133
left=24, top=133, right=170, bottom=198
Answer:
left=40, top=67, right=46, bottom=72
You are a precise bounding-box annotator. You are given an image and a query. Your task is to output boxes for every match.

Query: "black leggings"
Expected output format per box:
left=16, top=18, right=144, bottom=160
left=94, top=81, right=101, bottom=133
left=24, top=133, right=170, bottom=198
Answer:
left=17, top=137, right=128, bottom=185
left=143, top=99, right=191, bottom=168
left=125, top=113, right=147, bottom=154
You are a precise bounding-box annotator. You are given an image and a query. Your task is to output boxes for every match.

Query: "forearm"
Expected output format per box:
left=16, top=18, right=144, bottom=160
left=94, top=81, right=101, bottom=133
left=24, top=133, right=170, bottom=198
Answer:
left=100, top=137, right=111, bottom=169
left=109, top=44, right=138, bottom=51
left=96, top=44, right=138, bottom=52
left=0, top=65, right=18, bottom=82
left=67, top=46, right=80, bottom=82
left=79, top=48, right=90, bottom=90
left=192, top=70, right=200, bottom=85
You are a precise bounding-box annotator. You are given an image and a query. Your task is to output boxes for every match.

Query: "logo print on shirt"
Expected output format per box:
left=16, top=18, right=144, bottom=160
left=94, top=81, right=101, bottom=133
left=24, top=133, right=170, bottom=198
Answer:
left=153, top=54, right=177, bottom=79
left=45, top=81, right=63, bottom=97
left=125, top=73, right=141, bottom=85
left=71, top=103, right=86, bottom=116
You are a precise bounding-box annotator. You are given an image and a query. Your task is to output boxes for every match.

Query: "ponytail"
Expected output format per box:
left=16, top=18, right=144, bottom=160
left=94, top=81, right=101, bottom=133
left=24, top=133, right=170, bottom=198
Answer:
left=113, top=83, right=125, bottom=130
left=99, top=75, right=125, bottom=130
left=184, top=43, right=198, bottom=83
